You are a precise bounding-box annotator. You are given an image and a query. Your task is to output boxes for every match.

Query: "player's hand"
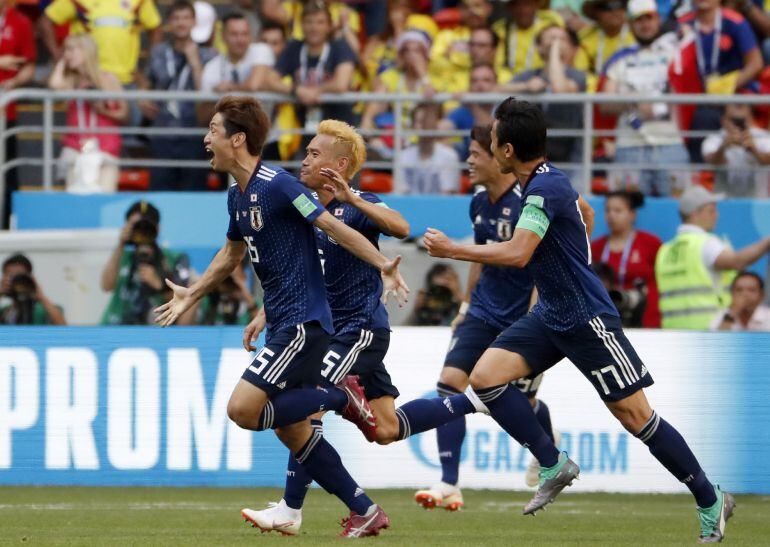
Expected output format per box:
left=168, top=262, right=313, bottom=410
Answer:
left=450, top=312, right=466, bottom=331
left=381, top=255, right=409, bottom=307
left=154, top=279, right=195, bottom=327
left=242, top=308, right=266, bottom=352
left=320, top=167, right=355, bottom=202
left=423, top=228, right=455, bottom=258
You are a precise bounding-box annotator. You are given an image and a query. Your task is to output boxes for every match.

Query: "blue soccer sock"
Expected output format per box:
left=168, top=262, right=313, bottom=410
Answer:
left=395, top=392, right=476, bottom=441
left=475, top=384, right=559, bottom=468
left=436, top=383, right=466, bottom=485
left=283, top=420, right=322, bottom=510
left=257, top=387, right=347, bottom=430
left=636, top=411, right=717, bottom=508
left=532, top=399, right=555, bottom=443
left=294, top=427, right=374, bottom=516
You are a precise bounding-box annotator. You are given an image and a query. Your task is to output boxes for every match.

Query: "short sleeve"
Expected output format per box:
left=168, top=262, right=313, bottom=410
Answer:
left=470, top=196, right=485, bottom=245
left=729, top=18, right=758, bottom=56
left=226, top=188, right=243, bottom=241
left=248, top=43, right=275, bottom=67
left=356, top=192, right=387, bottom=233
left=16, top=15, right=36, bottom=61
left=200, top=58, right=220, bottom=92
left=272, top=175, right=324, bottom=224
left=139, top=0, right=162, bottom=30
left=701, top=235, right=727, bottom=269
left=516, top=178, right=561, bottom=238
left=701, top=133, right=723, bottom=157
left=275, top=40, right=301, bottom=77
left=330, top=39, right=358, bottom=68
left=44, top=0, right=76, bottom=25
left=754, top=130, right=770, bottom=154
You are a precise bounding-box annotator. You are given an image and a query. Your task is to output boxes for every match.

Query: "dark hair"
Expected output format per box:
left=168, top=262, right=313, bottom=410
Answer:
left=425, top=263, right=454, bottom=285
left=606, top=190, right=645, bottom=211
left=222, top=11, right=248, bottom=28
left=566, top=28, right=580, bottom=48
left=215, top=96, right=270, bottom=156
left=731, top=271, right=765, bottom=292
left=126, top=200, right=161, bottom=224
left=2, top=253, right=32, bottom=274
left=260, top=19, right=287, bottom=37
left=493, top=98, right=547, bottom=162
left=470, top=124, right=493, bottom=157
left=412, top=101, right=443, bottom=122
left=471, top=27, right=500, bottom=49
left=168, top=0, right=195, bottom=17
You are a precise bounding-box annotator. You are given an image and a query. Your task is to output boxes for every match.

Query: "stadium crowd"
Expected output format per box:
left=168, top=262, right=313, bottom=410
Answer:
left=1, top=0, right=769, bottom=330
left=2, top=0, right=770, bottom=197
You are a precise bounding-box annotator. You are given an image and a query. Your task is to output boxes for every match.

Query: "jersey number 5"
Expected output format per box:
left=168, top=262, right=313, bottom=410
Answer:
left=243, top=236, right=260, bottom=263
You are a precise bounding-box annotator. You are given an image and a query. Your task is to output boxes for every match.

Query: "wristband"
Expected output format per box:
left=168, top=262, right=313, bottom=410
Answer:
left=459, top=301, right=470, bottom=315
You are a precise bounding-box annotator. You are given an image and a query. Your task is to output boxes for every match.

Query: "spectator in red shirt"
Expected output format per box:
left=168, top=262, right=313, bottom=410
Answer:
left=0, top=0, right=36, bottom=228
left=592, top=191, right=663, bottom=328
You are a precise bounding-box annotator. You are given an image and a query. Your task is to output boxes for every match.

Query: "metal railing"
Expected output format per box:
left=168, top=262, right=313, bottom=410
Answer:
left=2, top=89, right=770, bottom=202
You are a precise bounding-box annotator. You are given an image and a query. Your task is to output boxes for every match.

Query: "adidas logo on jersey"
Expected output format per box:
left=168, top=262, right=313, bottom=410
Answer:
left=277, top=381, right=287, bottom=389
left=641, top=365, right=648, bottom=377
left=256, top=164, right=278, bottom=181
left=354, top=487, right=364, bottom=497
left=443, top=398, right=454, bottom=413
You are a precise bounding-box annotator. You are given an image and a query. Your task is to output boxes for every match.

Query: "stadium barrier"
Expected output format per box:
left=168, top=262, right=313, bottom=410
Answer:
left=2, top=89, right=770, bottom=206
left=1, top=326, right=769, bottom=494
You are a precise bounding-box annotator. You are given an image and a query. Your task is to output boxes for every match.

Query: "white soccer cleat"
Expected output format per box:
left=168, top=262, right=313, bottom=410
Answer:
left=242, top=499, right=302, bottom=536
left=414, top=482, right=464, bottom=511
left=525, top=430, right=562, bottom=488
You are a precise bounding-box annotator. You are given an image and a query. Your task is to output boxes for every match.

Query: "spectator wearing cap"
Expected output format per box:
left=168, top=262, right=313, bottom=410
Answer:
left=261, top=0, right=362, bottom=54
left=100, top=201, right=193, bottom=325
left=201, top=13, right=275, bottom=94
left=0, top=0, right=36, bottom=228
left=262, top=2, right=357, bottom=137
left=41, top=0, right=162, bottom=86
left=576, top=0, right=637, bottom=75
left=361, top=0, right=438, bottom=83
left=655, top=185, right=770, bottom=330
left=139, top=0, right=217, bottom=191
left=711, top=271, right=770, bottom=331
left=600, top=0, right=688, bottom=197
left=361, top=30, right=440, bottom=155
left=429, top=0, right=493, bottom=92
left=501, top=25, right=588, bottom=177
left=702, top=103, right=770, bottom=198
left=395, top=103, right=461, bottom=194
left=492, top=0, right=565, bottom=76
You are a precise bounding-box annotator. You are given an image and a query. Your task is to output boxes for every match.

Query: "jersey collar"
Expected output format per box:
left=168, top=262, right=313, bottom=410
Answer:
left=522, top=160, right=548, bottom=189
left=487, top=180, right=520, bottom=205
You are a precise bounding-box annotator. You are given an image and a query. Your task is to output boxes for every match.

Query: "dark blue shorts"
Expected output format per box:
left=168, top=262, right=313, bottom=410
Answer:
left=320, top=328, right=400, bottom=401
left=445, top=313, right=544, bottom=398
left=491, top=313, right=654, bottom=402
left=241, top=321, right=330, bottom=397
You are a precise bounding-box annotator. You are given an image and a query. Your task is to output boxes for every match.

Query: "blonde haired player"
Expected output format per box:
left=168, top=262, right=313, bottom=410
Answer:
left=243, top=120, right=488, bottom=535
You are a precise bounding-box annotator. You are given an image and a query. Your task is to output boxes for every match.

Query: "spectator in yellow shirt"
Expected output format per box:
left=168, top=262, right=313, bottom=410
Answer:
left=261, top=0, right=362, bottom=54
left=430, top=0, right=493, bottom=92
left=576, top=0, right=636, bottom=75
left=41, top=0, right=162, bottom=85
left=492, top=0, right=565, bottom=76
left=438, top=27, right=513, bottom=92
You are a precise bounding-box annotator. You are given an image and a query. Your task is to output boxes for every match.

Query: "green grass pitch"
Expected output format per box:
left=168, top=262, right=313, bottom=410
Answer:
left=1, top=487, right=768, bottom=545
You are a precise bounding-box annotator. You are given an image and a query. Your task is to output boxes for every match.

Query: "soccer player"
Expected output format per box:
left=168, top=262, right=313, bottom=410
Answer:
left=424, top=98, right=734, bottom=544
left=242, top=120, right=487, bottom=535
left=414, top=125, right=562, bottom=512
left=154, top=97, right=408, bottom=538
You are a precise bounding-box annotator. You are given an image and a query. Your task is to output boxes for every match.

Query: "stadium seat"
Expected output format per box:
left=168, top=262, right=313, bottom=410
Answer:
left=118, top=169, right=150, bottom=192
left=359, top=170, right=393, bottom=193
left=434, top=8, right=461, bottom=29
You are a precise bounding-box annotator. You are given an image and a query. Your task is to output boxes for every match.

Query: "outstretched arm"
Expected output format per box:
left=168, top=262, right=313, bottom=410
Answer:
left=424, top=227, right=543, bottom=268
left=320, top=168, right=410, bottom=239
left=154, top=239, right=246, bottom=326
left=314, top=211, right=409, bottom=305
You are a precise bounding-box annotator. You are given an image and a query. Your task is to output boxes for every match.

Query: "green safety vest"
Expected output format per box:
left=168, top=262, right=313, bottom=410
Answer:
left=655, top=231, right=734, bottom=330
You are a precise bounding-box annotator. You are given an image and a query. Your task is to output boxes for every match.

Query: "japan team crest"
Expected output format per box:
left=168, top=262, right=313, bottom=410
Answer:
left=496, top=219, right=513, bottom=241
left=249, top=206, right=264, bottom=231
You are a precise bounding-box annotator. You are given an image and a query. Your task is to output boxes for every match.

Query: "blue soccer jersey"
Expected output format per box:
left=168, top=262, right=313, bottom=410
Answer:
left=315, top=191, right=390, bottom=336
left=226, top=162, right=333, bottom=337
left=467, top=184, right=534, bottom=331
left=516, top=162, right=617, bottom=331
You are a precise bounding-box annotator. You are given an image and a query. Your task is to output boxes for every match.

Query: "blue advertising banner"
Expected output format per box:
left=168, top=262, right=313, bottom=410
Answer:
left=1, top=327, right=770, bottom=493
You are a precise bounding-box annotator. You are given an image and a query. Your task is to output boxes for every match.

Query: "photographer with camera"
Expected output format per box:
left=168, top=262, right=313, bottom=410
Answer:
left=406, top=263, right=462, bottom=326
left=0, top=254, right=66, bottom=325
left=196, top=263, right=260, bottom=326
left=592, top=191, right=662, bottom=328
left=100, top=201, right=193, bottom=325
